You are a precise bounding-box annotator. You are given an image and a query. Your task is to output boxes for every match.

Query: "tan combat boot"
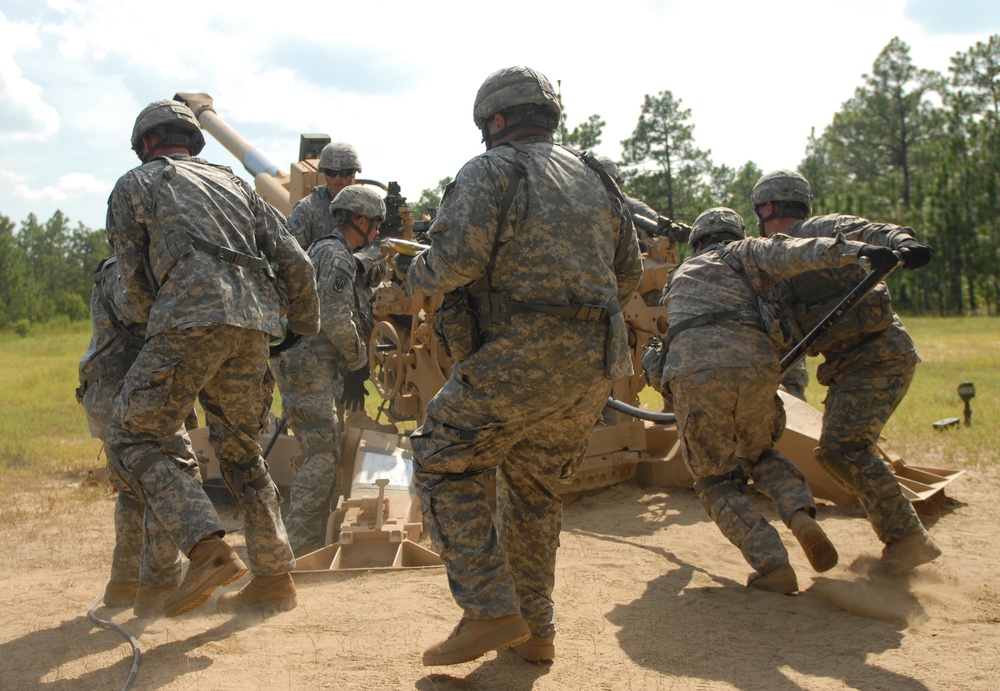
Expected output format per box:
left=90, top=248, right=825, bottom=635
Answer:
left=103, top=579, right=139, bottom=607
left=164, top=536, right=247, bottom=617
left=217, top=573, right=297, bottom=614
left=422, top=615, right=530, bottom=666
left=512, top=634, right=555, bottom=663
left=790, top=510, right=839, bottom=572
left=132, top=585, right=175, bottom=619
left=880, top=529, right=942, bottom=575
left=747, top=563, right=799, bottom=594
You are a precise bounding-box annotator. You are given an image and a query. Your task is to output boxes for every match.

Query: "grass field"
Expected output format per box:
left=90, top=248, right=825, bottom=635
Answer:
left=0, top=316, right=995, bottom=483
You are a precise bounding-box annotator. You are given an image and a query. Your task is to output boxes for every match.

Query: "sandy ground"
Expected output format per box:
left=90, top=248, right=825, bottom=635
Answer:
left=1, top=459, right=997, bottom=691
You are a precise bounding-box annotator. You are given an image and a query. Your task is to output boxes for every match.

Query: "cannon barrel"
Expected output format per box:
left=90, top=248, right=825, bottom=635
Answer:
left=174, top=92, right=293, bottom=215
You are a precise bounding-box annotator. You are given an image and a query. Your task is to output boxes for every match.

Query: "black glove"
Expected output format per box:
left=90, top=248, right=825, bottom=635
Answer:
left=897, top=242, right=933, bottom=270
left=342, top=364, right=370, bottom=412
left=268, top=331, right=301, bottom=358
left=393, top=252, right=414, bottom=278
left=858, top=245, right=900, bottom=273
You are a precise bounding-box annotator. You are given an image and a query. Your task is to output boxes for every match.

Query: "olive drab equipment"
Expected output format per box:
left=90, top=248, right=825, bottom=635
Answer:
left=131, top=99, right=206, bottom=161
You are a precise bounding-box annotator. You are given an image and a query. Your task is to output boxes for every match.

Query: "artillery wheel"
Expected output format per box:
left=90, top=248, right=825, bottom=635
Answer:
left=369, top=321, right=405, bottom=400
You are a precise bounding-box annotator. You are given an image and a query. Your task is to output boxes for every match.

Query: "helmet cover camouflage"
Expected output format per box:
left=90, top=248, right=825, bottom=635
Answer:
left=329, top=185, right=385, bottom=223
left=688, top=207, right=746, bottom=247
left=319, top=142, right=362, bottom=173
left=130, top=99, right=205, bottom=159
left=596, top=155, right=623, bottom=185
left=751, top=169, right=813, bottom=212
left=473, top=66, right=561, bottom=127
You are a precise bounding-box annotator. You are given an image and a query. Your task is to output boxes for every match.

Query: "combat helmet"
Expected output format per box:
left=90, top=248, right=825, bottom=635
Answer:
left=688, top=207, right=746, bottom=249
left=130, top=99, right=205, bottom=161
left=319, top=142, right=362, bottom=174
left=596, top=155, right=624, bottom=185
left=329, top=185, right=385, bottom=224
left=751, top=169, right=813, bottom=220
left=473, top=66, right=561, bottom=146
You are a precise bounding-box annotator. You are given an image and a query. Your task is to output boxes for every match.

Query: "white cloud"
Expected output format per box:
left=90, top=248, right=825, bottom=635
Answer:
left=0, top=13, right=60, bottom=141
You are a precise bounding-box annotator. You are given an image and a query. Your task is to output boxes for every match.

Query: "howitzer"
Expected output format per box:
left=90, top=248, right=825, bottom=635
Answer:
left=779, top=253, right=900, bottom=379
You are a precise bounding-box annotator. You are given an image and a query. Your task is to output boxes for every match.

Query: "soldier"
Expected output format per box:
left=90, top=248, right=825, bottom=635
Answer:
left=104, top=99, right=319, bottom=616
left=287, top=141, right=362, bottom=250
left=287, top=141, right=388, bottom=430
left=77, top=255, right=186, bottom=618
left=661, top=207, right=898, bottom=593
left=751, top=169, right=941, bottom=574
left=278, top=185, right=385, bottom=556
left=399, top=66, right=643, bottom=665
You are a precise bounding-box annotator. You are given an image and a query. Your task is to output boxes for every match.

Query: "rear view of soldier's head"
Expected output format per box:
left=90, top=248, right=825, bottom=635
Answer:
left=330, top=185, right=386, bottom=250
left=473, top=66, right=561, bottom=150
left=751, top=170, right=812, bottom=234
left=689, top=207, right=746, bottom=253
left=131, top=100, right=206, bottom=163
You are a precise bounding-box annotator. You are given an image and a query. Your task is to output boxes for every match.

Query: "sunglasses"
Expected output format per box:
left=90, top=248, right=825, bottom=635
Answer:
left=323, top=169, right=356, bottom=178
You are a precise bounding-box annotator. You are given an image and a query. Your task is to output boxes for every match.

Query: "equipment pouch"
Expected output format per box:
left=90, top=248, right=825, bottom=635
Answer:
left=433, top=288, right=482, bottom=362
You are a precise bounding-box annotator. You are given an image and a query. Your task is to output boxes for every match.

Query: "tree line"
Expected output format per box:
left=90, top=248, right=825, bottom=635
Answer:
left=3, top=35, right=997, bottom=328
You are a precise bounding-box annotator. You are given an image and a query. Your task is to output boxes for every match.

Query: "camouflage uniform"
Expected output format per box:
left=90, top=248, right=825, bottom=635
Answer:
left=287, top=186, right=337, bottom=251
left=776, top=214, right=924, bottom=545
left=663, top=232, right=863, bottom=578
left=105, top=152, right=319, bottom=576
left=406, top=136, right=643, bottom=638
left=278, top=228, right=368, bottom=555
left=77, top=256, right=184, bottom=589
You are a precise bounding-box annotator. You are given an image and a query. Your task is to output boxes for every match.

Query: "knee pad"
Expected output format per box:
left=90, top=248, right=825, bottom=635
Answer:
left=224, top=454, right=277, bottom=503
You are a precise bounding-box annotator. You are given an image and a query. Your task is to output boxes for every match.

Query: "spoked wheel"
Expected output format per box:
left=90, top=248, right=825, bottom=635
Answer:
left=369, top=320, right=405, bottom=399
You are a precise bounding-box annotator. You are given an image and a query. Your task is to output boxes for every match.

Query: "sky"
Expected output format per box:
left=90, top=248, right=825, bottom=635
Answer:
left=2, top=0, right=999, bottom=232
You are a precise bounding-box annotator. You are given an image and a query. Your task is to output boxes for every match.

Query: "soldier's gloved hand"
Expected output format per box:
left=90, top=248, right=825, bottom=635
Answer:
left=392, top=252, right=414, bottom=278
left=858, top=245, right=900, bottom=273
left=342, top=364, right=370, bottom=412
left=897, top=241, right=934, bottom=270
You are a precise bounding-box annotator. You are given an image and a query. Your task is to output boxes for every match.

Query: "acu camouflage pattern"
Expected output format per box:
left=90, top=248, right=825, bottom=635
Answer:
left=106, top=153, right=319, bottom=339
left=277, top=229, right=367, bottom=555
left=106, top=152, right=318, bottom=575
left=780, top=214, right=924, bottom=545
left=406, top=136, right=642, bottom=634
left=287, top=185, right=338, bottom=250
left=108, top=325, right=294, bottom=574
left=662, top=233, right=863, bottom=578
left=662, top=233, right=864, bottom=380
left=78, top=256, right=183, bottom=587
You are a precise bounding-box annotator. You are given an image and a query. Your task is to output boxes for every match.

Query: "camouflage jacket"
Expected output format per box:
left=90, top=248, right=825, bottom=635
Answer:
left=300, top=229, right=368, bottom=372
left=77, top=256, right=145, bottom=438
left=406, top=136, right=643, bottom=382
left=777, top=214, right=919, bottom=365
left=287, top=185, right=336, bottom=250
left=662, top=234, right=864, bottom=380
left=106, top=154, right=319, bottom=339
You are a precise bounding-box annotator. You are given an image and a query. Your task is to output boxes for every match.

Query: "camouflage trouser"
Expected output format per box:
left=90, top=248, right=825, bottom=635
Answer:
left=275, top=345, right=344, bottom=556
left=411, top=370, right=610, bottom=638
left=671, top=366, right=816, bottom=576
left=107, top=325, right=294, bottom=575
left=817, top=356, right=922, bottom=544
left=109, top=431, right=194, bottom=587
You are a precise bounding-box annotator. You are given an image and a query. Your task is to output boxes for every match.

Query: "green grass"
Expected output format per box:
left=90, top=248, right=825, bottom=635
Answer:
left=1, top=317, right=995, bottom=484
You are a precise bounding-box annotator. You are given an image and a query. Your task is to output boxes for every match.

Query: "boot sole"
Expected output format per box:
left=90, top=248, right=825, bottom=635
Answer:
left=422, top=620, right=531, bottom=666
left=797, top=528, right=839, bottom=572
left=164, top=558, right=248, bottom=617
